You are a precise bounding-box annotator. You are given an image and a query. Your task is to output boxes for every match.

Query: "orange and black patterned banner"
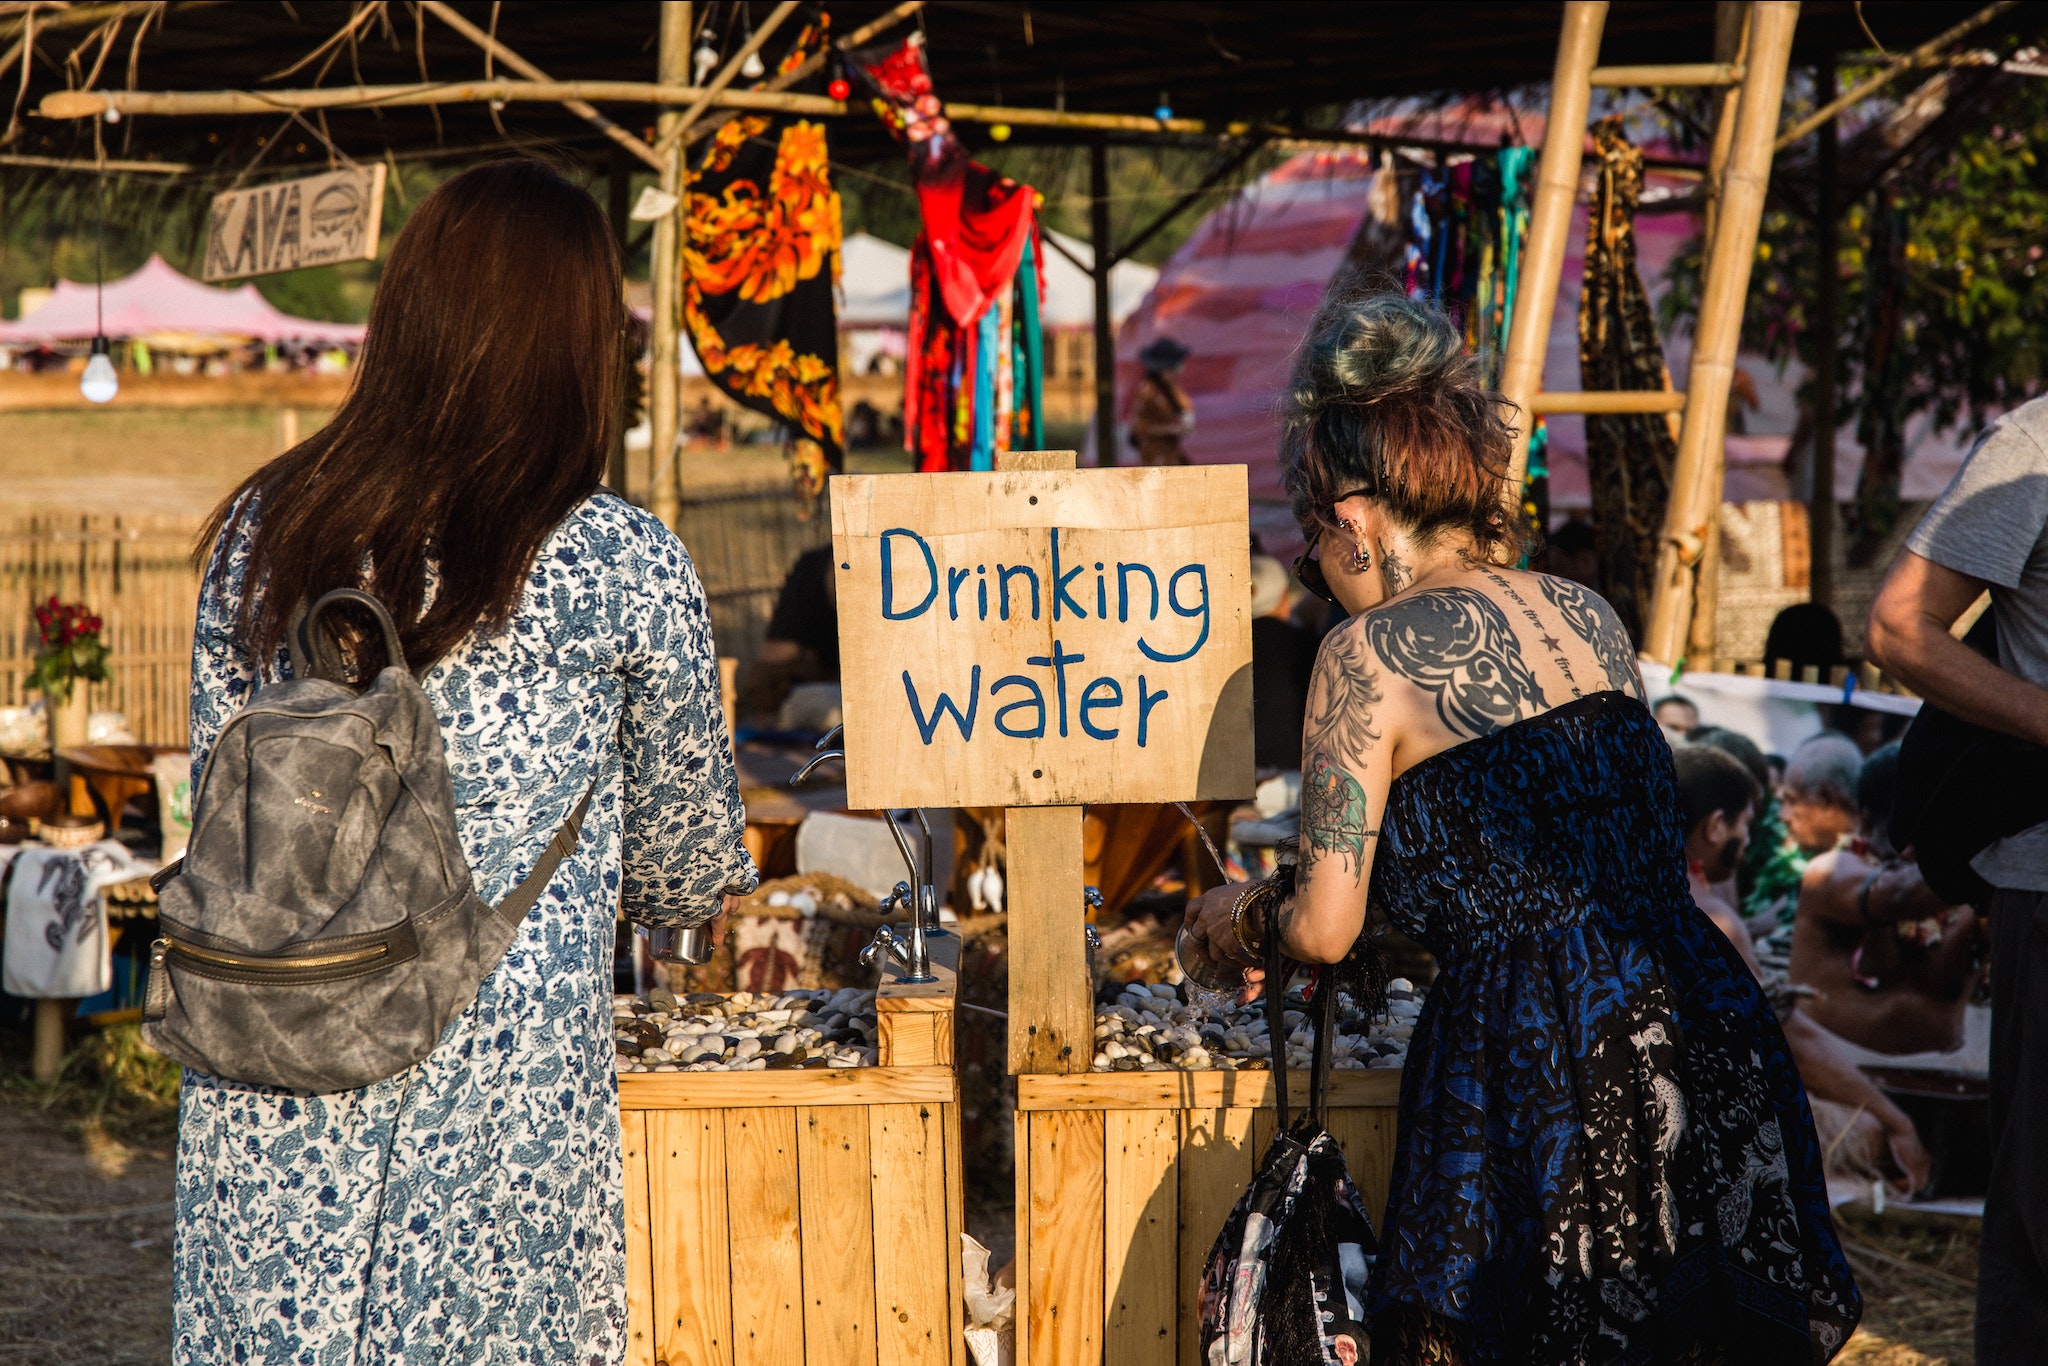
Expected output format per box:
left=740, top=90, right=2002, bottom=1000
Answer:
left=681, top=20, right=843, bottom=496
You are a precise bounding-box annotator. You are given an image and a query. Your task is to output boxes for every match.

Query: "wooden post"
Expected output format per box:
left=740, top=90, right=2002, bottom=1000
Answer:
left=1644, top=3, right=1800, bottom=664
left=1699, top=3, right=1751, bottom=250
left=608, top=144, right=634, bottom=495
left=1500, top=1, right=1609, bottom=495
left=1809, top=51, right=1840, bottom=613
left=1088, top=138, right=1116, bottom=468
left=647, top=2, right=690, bottom=532
left=993, top=448, right=1095, bottom=1075
left=31, top=998, right=65, bottom=1083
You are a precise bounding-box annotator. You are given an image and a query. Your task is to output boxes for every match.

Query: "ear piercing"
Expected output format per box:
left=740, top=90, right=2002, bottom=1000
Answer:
left=1352, top=544, right=1372, bottom=571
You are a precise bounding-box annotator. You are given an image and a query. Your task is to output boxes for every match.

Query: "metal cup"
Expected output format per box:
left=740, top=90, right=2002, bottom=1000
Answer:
left=645, top=923, right=715, bottom=966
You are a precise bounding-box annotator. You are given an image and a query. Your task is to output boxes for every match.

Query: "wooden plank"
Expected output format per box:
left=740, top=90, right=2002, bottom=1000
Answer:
left=1103, top=1108, right=1178, bottom=1366
left=619, top=1065, right=956, bottom=1109
left=1007, top=804, right=1092, bottom=1074
left=1028, top=1109, right=1106, bottom=1366
left=723, top=1109, right=804, bottom=1366
left=870, top=1103, right=955, bottom=1365
left=621, top=1111, right=656, bottom=1366
left=1251, top=1106, right=1278, bottom=1167
left=648, top=1110, right=735, bottom=1366
left=877, top=1008, right=955, bottom=1069
left=943, top=1102, right=967, bottom=1366
left=1326, top=1107, right=1401, bottom=1230
left=1015, top=1108, right=1033, bottom=1366
left=797, top=1106, right=879, bottom=1366
left=1016, top=1067, right=1402, bottom=1110
left=1176, top=1105, right=1257, bottom=1366
left=830, top=462, right=1254, bottom=809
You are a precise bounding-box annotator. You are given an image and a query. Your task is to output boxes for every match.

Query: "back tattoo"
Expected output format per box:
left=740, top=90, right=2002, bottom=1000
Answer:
left=1364, top=587, right=1549, bottom=738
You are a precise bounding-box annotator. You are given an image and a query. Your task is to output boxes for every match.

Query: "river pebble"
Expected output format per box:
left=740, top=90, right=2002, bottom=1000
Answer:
left=613, top=988, right=882, bottom=1073
left=1087, top=978, right=1423, bottom=1073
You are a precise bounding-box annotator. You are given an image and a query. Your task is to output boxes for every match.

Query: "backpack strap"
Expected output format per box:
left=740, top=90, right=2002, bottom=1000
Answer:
left=1264, top=894, right=1289, bottom=1132
left=492, top=780, right=598, bottom=930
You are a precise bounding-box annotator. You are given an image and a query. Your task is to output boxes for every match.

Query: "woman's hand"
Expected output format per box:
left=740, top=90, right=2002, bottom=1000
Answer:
left=1185, top=883, right=1260, bottom=968
left=706, top=893, right=740, bottom=951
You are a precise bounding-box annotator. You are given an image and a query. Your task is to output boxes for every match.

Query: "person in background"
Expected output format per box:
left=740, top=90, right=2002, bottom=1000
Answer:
left=1866, top=393, right=2048, bottom=1361
left=1764, top=601, right=1846, bottom=680
left=1674, top=744, right=1764, bottom=976
left=1765, top=751, right=1788, bottom=790
left=1790, top=742, right=1982, bottom=1058
left=1249, top=553, right=1315, bottom=772
left=1780, top=731, right=1864, bottom=858
left=1677, top=742, right=1932, bottom=1199
left=1691, top=723, right=1806, bottom=931
left=1130, top=336, right=1193, bottom=466
left=743, top=546, right=839, bottom=724
left=1542, top=517, right=1599, bottom=588
left=1651, top=692, right=1698, bottom=746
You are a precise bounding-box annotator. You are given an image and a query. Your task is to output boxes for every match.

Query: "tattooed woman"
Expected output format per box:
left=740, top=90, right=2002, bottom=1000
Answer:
left=1184, top=294, right=1857, bottom=1365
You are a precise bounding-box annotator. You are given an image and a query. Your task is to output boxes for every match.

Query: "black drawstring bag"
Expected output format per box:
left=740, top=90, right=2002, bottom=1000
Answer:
left=1195, top=897, right=1381, bottom=1365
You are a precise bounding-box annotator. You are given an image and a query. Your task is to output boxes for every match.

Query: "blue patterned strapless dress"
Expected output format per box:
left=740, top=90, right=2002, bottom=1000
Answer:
left=1364, top=691, right=1859, bottom=1364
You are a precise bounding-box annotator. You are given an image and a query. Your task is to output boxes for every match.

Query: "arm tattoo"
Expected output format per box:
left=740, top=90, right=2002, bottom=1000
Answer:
left=1365, top=587, right=1549, bottom=736
left=1302, top=749, right=1376, bottom=877
left=1304, top=624, right=1384, bottom=759
left=1377, top=545, right=1413, bottom=597
left=1539, top=577, right=1645, bottom=698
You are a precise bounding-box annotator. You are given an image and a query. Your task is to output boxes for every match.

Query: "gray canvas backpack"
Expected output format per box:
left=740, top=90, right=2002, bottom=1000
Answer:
left=143, top=589, right=592, bottom=1092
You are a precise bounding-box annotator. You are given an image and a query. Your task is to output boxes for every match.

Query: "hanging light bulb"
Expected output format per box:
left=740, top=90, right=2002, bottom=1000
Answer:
left=1154, top=91, right=1175, bottom=122
left=989, top=123, right=1012, bottom=142
left=738, top=4, right=764, bottom=79
left=694, top=31, right=720, bottom=83
left=81, top=166, right=117, bottom=403
left=80, top=336, right=118, bottom=403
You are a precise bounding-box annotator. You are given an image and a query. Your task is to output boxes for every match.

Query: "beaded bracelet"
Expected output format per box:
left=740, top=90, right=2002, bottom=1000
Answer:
left=1229, top=880, right=1277, bottom=959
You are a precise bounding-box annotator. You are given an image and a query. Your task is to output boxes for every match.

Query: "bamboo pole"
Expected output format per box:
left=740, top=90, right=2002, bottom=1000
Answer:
left=1089, top=138, right=1116, bottom=469
left=662, top=0, right=799, bottom=145
left=418, top=0, right=664, bottom=173
left=1533, top=390, right=1687, bottom=414
left=1589, top=62, right=1742, bottom=87
left=1774, top=0, right=2017, bottom=150
left=1681, top=4, right=1753, bottom=667
left=1500, top=1, right=1609, bottom=497
left=1643, top=3, right=1801, bottom=665
left=37, top=80, right=842, bottom=121
left=647, top=2, right=690, bottom=533
left=0, top=151, right=188, bottom=173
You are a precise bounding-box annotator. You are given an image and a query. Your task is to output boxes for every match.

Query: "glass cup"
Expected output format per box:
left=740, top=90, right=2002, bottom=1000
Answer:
left=1175, top=924, right=1246, bottom=1011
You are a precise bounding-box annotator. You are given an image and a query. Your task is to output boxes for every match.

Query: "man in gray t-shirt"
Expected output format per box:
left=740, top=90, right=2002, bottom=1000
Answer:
left=1870, top=392, right=2048, bottom=1365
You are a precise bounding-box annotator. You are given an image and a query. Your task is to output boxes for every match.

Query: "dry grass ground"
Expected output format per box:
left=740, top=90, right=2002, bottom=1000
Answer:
left=0, top=1024, right=179, bottom=1365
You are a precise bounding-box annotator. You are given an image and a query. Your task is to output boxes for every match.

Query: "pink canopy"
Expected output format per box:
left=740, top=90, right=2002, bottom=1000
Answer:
left=0, top=254, right=364, bottom=345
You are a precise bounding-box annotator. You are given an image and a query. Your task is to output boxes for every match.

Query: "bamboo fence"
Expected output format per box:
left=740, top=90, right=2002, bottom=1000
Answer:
left=0, top=485, right=823, bottom=748
left=0, top=512, right=203, bottom=748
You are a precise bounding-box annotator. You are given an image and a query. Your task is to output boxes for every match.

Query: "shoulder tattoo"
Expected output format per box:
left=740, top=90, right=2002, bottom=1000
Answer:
left=1305, top=622, right=1384, bottom=760
left=1538, top=577, right=1645, bottom=698
left=1365, top=586, right=1549, bottom=736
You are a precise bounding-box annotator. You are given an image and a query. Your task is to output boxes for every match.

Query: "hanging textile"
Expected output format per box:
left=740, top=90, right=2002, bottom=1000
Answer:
left=680, top=19, right=844, bottom=501
left=853, top=33, right=1044, bottom=471
left=1577, top=120, right=1679, bottom=645
left=1849, top=194, right=1909, bottom=567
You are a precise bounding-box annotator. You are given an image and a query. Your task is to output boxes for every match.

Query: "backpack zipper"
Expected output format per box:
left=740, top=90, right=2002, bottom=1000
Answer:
left=162, top=936, right=390, bottom=974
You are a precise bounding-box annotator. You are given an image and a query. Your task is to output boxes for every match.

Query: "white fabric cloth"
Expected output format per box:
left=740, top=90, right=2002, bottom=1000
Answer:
left=1, top=840, right=152, bottom=998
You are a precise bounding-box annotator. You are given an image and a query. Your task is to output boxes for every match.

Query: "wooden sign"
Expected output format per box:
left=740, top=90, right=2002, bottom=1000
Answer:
left=203, top=165, right=387, bottom=282
left=831, top=464, right=1254, bottom=809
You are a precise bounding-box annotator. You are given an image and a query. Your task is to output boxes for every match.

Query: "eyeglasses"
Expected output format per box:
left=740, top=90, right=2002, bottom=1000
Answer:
left=1292, top=488, right=1373, bottom=605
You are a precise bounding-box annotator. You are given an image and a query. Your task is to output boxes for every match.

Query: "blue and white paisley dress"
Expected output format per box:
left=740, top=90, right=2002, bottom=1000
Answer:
left=172, top=492, right=758, bottom=1366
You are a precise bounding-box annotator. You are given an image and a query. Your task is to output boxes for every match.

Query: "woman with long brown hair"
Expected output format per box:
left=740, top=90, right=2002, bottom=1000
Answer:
left=173, top=161, right=756, bottom=1363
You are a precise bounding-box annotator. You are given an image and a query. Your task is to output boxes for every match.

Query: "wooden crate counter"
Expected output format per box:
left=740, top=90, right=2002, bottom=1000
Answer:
left=620, top=958, right=964, bottom=1366
left=1015, top=1067, right=1402, bottom=1366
